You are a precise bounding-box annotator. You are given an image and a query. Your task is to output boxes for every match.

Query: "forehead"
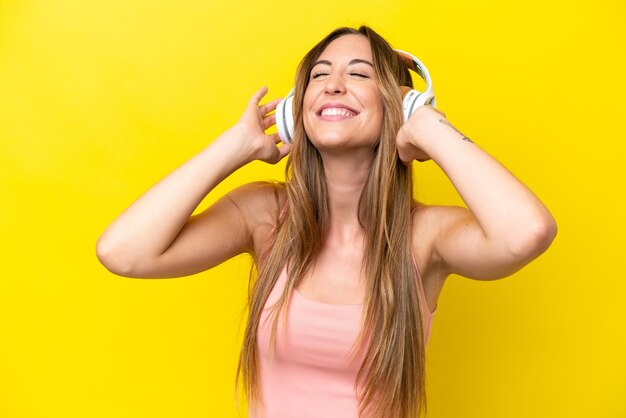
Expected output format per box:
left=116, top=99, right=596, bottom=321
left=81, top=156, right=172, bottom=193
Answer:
left=317, top=34, right=372, bottom=62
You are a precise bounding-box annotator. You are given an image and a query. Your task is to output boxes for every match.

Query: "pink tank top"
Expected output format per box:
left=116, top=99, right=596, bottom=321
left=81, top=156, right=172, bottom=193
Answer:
left=249, top=249, right=436, bottom=418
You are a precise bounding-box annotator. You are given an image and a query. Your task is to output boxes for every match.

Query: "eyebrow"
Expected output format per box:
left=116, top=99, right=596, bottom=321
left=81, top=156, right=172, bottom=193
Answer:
left=312, top=58, right=374, bottom=68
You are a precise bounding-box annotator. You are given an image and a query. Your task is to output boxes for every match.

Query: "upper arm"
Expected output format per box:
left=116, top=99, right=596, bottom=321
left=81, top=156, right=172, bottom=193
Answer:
left=127, top=181, right=282, bottom=279
left=424, top=204, right=546, bottom=281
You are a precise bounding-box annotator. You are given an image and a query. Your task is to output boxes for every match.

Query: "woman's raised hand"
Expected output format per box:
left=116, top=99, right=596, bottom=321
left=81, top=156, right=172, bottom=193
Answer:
left=395, top=105, right=448, bottom=165
left=234, top=86, right=293, bottom=165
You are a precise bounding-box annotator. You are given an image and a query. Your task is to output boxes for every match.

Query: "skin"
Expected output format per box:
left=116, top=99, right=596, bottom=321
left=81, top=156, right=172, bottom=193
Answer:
left=97, top=34, right=557, bottom=314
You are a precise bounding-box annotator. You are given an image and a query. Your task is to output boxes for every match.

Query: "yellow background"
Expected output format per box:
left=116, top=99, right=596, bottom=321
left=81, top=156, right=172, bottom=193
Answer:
left=1, top=0, right=624, bottom=417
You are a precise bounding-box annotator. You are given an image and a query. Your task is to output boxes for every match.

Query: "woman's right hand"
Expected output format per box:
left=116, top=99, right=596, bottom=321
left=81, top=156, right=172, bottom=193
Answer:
left=233, top=86, right=293, bottom=164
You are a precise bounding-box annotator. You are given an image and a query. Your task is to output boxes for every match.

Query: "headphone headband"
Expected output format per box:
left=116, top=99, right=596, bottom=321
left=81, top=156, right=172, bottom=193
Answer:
left=393, top=49, right=433, bottom=96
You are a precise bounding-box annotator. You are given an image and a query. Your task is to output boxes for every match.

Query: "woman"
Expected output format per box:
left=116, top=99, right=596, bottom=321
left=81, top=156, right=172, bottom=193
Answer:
left=96, top=26, right=557, bottom=418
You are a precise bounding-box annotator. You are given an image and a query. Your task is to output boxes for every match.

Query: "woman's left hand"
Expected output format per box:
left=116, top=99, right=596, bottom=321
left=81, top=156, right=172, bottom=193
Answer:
left=395, top=104, right=448, bottom=165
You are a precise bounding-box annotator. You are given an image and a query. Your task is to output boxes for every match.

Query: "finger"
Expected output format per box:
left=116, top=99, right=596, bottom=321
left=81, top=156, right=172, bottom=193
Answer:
left=276, top=143, right=293, bottom=161
left=262, top=113, right=277, bottom=130
left=259, top=97, right=283, bottom=116
left=269, top=132, right=281, bottom=144
left=249, top=86, right=269, bottom=105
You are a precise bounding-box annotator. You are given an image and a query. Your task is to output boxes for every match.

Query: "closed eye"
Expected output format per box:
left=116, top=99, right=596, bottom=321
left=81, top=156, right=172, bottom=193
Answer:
left=311, top=72, right=370, bottom=79
left=311, top=72, right=328, bottom=79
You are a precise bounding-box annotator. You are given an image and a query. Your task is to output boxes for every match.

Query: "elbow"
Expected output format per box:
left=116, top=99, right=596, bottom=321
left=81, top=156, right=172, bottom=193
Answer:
left=96, top=240, right=135, bottom=277
left=509, top=216, right=558, bottom=259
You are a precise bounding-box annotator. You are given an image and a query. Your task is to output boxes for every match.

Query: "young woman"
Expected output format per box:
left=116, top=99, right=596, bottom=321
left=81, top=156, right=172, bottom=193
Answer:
left=96, top=26, right=557, bottom=418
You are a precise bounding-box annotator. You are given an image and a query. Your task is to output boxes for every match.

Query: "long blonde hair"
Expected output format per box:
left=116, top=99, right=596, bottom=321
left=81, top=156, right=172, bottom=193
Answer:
left=235, top=26, right=427, bottom=418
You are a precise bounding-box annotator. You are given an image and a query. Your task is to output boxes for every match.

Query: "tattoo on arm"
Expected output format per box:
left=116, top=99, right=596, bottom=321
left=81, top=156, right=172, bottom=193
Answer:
left=439, top=119, right=473, bottom=143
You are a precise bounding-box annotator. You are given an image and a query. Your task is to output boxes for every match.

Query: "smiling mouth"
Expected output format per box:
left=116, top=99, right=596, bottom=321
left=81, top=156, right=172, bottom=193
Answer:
left=317, top=108, right=359, bottom=120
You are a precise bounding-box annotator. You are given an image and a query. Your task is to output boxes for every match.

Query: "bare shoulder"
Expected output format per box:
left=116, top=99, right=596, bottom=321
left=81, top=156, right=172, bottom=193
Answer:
left=226, top=180, right=287, bottom=256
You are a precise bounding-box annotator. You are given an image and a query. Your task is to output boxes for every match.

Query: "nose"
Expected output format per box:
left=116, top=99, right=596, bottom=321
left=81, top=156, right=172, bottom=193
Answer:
left=324, top=72, right=346, bottom=95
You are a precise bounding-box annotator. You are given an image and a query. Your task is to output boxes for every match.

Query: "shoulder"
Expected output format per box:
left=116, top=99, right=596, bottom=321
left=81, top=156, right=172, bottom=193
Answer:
left=226, top=180, right=287, bottom=226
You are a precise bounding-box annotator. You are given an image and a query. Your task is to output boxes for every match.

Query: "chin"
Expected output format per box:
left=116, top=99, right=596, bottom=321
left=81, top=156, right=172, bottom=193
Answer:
left=310, top=136, right=379, bottom=154
left=308, top=132, right=354, bottom=150
left=304, top=120, right=380, bottom=151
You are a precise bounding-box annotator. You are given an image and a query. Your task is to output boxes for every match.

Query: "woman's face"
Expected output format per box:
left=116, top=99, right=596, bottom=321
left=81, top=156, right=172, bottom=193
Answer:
left=303, top=34, right=383, bottom=153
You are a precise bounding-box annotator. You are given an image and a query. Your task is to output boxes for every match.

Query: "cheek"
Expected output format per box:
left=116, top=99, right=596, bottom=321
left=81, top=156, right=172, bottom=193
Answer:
left=365, top=90, right=383, bottom=116
left=301, top=92, right=315, bottom=135
left=302, top=84, right=318, bottom=110
left=302, top=97, right=312, bottom=120
left=370, top=100, right=384, bottom=130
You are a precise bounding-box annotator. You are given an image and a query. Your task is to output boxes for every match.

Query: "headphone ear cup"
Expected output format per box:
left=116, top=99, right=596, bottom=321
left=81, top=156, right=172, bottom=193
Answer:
left=276, top=88, right=295, bottom=144
left=401, top=87, right=436, bottom=123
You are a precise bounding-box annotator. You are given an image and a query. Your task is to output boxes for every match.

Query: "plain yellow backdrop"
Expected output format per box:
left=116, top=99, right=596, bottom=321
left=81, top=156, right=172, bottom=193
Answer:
left=1, top=0, right=624, bottom=417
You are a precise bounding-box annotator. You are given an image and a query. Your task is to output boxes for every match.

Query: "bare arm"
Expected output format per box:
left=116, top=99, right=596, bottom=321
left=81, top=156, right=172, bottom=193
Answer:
left=96, top=87, right=292, bottom=278
left=398, top=106, right=557, bottom=281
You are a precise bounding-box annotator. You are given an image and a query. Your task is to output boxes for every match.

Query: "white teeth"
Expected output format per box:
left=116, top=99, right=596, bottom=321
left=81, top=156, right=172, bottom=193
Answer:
left=320, top=107, right=357, bottom=117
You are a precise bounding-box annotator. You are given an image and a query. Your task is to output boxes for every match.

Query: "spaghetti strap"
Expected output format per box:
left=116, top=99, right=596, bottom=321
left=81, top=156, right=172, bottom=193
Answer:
left=272, top=199, right=288, bottom=231
left=279, top=199, right=288, bottom=221
left=267, top=182, right=288, bottom=231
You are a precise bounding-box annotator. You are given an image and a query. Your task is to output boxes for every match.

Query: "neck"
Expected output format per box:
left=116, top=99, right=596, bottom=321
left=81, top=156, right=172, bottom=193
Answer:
left=320, top=149, right=374, bottom=245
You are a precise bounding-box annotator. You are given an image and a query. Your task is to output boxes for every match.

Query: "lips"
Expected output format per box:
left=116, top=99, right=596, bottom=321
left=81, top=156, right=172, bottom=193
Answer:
left=316, top=103, right=360, bottom=117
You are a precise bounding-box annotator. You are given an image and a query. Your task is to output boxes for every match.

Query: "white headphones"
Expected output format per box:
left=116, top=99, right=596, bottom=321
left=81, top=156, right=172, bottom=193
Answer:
left=275, top=49, right=436, bottom=144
